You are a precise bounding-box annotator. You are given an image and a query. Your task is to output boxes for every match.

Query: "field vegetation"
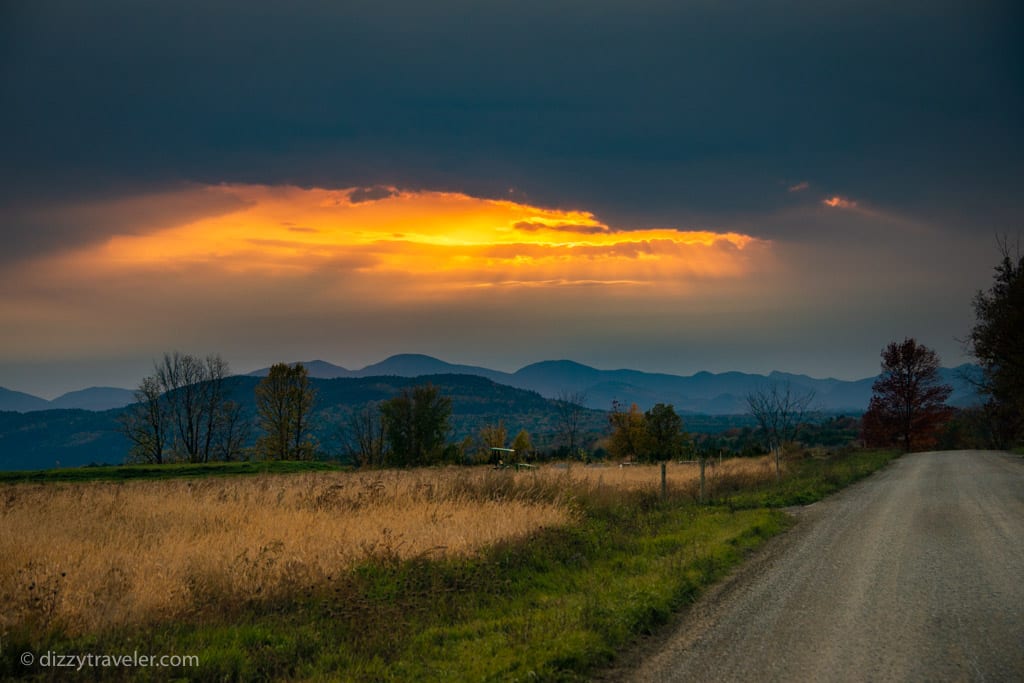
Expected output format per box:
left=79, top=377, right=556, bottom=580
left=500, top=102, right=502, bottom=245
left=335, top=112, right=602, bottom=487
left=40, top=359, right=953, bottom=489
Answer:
left=0, top=459, right=341, bottom=484
left=1, top=450, right=896, bottom=680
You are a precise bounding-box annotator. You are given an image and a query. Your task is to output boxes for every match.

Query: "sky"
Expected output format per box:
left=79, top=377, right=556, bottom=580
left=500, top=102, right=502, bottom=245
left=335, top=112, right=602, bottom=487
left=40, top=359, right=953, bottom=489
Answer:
left=1, top=1, right=1022, bottom=398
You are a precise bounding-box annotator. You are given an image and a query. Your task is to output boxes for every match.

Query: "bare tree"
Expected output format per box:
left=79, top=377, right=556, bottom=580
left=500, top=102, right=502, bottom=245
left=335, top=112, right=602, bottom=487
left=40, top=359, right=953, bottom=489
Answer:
left=199, top=354, right=230, bottom=461
left=120, top=375, right=168, bottom=464
left=746, top=380, right=816, bottom=479
left=346, top=401, right=387, bottom=467
left=154, top=351, right=238, bottom=463
left=119, top=351, right=242, bottom=463
left=212, top=397, right=250, bottom=461
left=156, top=352, right=205, bottom=461
left=554, top=389, right=587, bottom=459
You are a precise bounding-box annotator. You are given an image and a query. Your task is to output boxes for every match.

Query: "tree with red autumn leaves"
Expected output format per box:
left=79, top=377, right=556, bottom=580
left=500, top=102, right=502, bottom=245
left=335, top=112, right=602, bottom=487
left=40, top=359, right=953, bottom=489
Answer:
left=861, top=338, right=953, bottom=451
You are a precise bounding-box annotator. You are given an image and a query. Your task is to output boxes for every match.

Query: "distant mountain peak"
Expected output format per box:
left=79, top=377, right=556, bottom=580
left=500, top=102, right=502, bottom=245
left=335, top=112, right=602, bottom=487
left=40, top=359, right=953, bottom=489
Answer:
left=299, top=360, right=353, bottom=378
left=0, top=386, right=135, bottom=412
left=359, top=354, right=461, bottom=374
left=381, top=353, right=442, bottom=361
left=356, top=354, right=513, bottom=384
left=0, top=387, right=51, bottom=412
left=526, top=359, right=597, bottom=370
left=248, top=359, right=352, bottom=379
left=50, top=387, right=135, bottom=411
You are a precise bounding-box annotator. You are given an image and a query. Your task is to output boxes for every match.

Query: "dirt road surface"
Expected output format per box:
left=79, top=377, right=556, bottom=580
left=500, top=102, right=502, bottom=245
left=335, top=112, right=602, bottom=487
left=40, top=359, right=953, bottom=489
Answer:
left=627, top=450, right=1024, bottom=682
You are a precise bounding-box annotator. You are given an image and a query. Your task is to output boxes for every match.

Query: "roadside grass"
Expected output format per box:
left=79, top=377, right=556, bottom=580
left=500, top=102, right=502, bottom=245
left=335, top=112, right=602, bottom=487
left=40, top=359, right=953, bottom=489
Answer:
left=724, top=448, right=900, bottom=508
left=1, top=449, right=897, bottom=681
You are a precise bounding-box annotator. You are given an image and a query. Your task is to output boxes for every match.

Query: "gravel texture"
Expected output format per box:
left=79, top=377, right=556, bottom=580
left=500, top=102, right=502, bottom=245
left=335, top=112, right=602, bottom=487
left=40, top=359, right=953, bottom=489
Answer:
left=626, top=450, right=1024, bottom=682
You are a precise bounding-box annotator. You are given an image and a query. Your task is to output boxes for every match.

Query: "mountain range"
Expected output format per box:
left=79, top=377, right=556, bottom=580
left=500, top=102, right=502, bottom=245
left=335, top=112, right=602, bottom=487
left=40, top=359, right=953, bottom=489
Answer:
left=245, top=353, right=981, bottom=414
left=2, top=353, right=982, bottom=415
left=0, top=386, right=136, bottom=412
left=0, top=355, right=984, bottom=471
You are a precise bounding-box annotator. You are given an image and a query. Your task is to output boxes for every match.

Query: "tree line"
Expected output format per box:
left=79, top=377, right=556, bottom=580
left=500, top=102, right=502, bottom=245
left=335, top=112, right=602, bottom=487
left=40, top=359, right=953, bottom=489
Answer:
left=120, top=238, right=1023, bottom=464
left=859, top=238, right=1023, bottom=452
left=120, top=359, right=461, bottom=466
left=121, top=358, right=315, bottom=464
left=601, top=239, right=1024, bottom=458
left=120, top=352, right=247, bottom=464
left=344, top=384, right=454, bottom=467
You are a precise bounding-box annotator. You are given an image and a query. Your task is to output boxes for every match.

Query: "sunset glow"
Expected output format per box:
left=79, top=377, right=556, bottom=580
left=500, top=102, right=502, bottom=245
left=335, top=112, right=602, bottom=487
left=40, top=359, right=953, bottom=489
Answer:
left=57, top=184, right=769, bottom=295
left=823, top=196, right=858, bottom=209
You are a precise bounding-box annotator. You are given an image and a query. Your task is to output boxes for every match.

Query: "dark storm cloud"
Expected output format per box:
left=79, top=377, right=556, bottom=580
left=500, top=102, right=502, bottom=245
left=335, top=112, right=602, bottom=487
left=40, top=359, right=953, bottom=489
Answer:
left=514, top=222, right=610, bottom=235
left=0, top=185, right=251, bottom=266
left=1, top=0, right=1021, bottom=246
left=348, top=186, right=401, bottom=204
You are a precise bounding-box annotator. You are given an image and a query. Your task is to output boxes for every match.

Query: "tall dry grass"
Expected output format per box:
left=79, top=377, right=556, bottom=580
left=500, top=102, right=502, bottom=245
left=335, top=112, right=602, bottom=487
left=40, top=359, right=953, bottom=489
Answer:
left=0, top=458, right=777, bottom=638
left=0, top=469, right=571, bottom=637
left=560, top=455, right=778, bottom=498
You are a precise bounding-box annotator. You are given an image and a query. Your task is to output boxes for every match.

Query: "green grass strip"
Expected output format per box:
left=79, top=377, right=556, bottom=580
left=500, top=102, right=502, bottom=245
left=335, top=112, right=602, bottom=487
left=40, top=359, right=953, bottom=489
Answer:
left=0, top=459, right=342, bottom=483
left=724, top=448, right=900, bottom=509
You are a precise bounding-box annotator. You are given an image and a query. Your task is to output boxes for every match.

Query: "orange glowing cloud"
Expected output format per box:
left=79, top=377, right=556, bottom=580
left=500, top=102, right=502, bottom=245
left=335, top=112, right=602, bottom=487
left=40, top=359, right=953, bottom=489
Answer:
left=0, top=184, right=784, bottom=362
left=27, top=184, right=772, bottom=303
left=823, top=195, right=858, bottom=209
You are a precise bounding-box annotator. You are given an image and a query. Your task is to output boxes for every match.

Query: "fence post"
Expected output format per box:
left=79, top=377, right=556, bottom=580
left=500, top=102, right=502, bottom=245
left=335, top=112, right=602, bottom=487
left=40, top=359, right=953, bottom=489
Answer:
left=661, top=461, right=667, bottom=500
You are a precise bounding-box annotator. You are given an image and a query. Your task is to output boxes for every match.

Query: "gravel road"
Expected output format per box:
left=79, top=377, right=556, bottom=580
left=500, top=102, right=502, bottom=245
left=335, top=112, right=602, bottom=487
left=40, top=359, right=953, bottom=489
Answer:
left=627, top=450, right=1024, bottom=682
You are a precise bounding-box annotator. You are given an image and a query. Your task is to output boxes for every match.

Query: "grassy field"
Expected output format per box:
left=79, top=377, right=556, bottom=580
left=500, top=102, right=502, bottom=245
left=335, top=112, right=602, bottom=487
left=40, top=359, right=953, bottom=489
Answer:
left=1, top=451, right=896, bottom=680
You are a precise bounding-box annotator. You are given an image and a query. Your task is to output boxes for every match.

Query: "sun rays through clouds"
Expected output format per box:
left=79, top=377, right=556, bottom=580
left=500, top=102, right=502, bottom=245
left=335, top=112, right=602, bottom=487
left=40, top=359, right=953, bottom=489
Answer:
left=50, top=184, right=771, bottom=298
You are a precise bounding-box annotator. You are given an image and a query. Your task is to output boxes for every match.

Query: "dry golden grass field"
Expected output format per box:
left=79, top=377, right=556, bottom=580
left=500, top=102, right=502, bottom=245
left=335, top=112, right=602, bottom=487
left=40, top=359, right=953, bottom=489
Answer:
left=567, top=456, right=776, bottom=491
left=0, top=458, right=776, bottom=639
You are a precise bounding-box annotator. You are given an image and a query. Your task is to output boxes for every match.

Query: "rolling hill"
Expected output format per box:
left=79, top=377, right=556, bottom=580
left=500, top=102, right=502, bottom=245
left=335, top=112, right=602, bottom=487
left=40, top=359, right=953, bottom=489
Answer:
left=0, top=387, right=51, bottom=412
left=49, top=387, right=137, bottom=411
left=0, top=386, right=136, bottom=413
left=0, top=374, right=607, bottom=471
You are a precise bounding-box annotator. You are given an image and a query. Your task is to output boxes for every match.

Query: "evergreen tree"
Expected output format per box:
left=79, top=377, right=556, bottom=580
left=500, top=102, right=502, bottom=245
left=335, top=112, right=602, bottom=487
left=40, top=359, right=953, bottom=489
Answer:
left=380, top=384, right=452, bottom=467
left=645, top=403, right=687, bottom=462
left=969, top=238, right=1024, bottom=446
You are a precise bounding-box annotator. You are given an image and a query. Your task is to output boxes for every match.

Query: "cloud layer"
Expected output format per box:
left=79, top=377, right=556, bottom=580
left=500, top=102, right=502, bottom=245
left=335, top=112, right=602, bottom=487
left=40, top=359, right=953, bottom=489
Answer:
left=0, top=186, right=773, bottom=362
left=2, top=2, right=1020, bottom=233
left=0, top=1, right=1019, bottom=395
